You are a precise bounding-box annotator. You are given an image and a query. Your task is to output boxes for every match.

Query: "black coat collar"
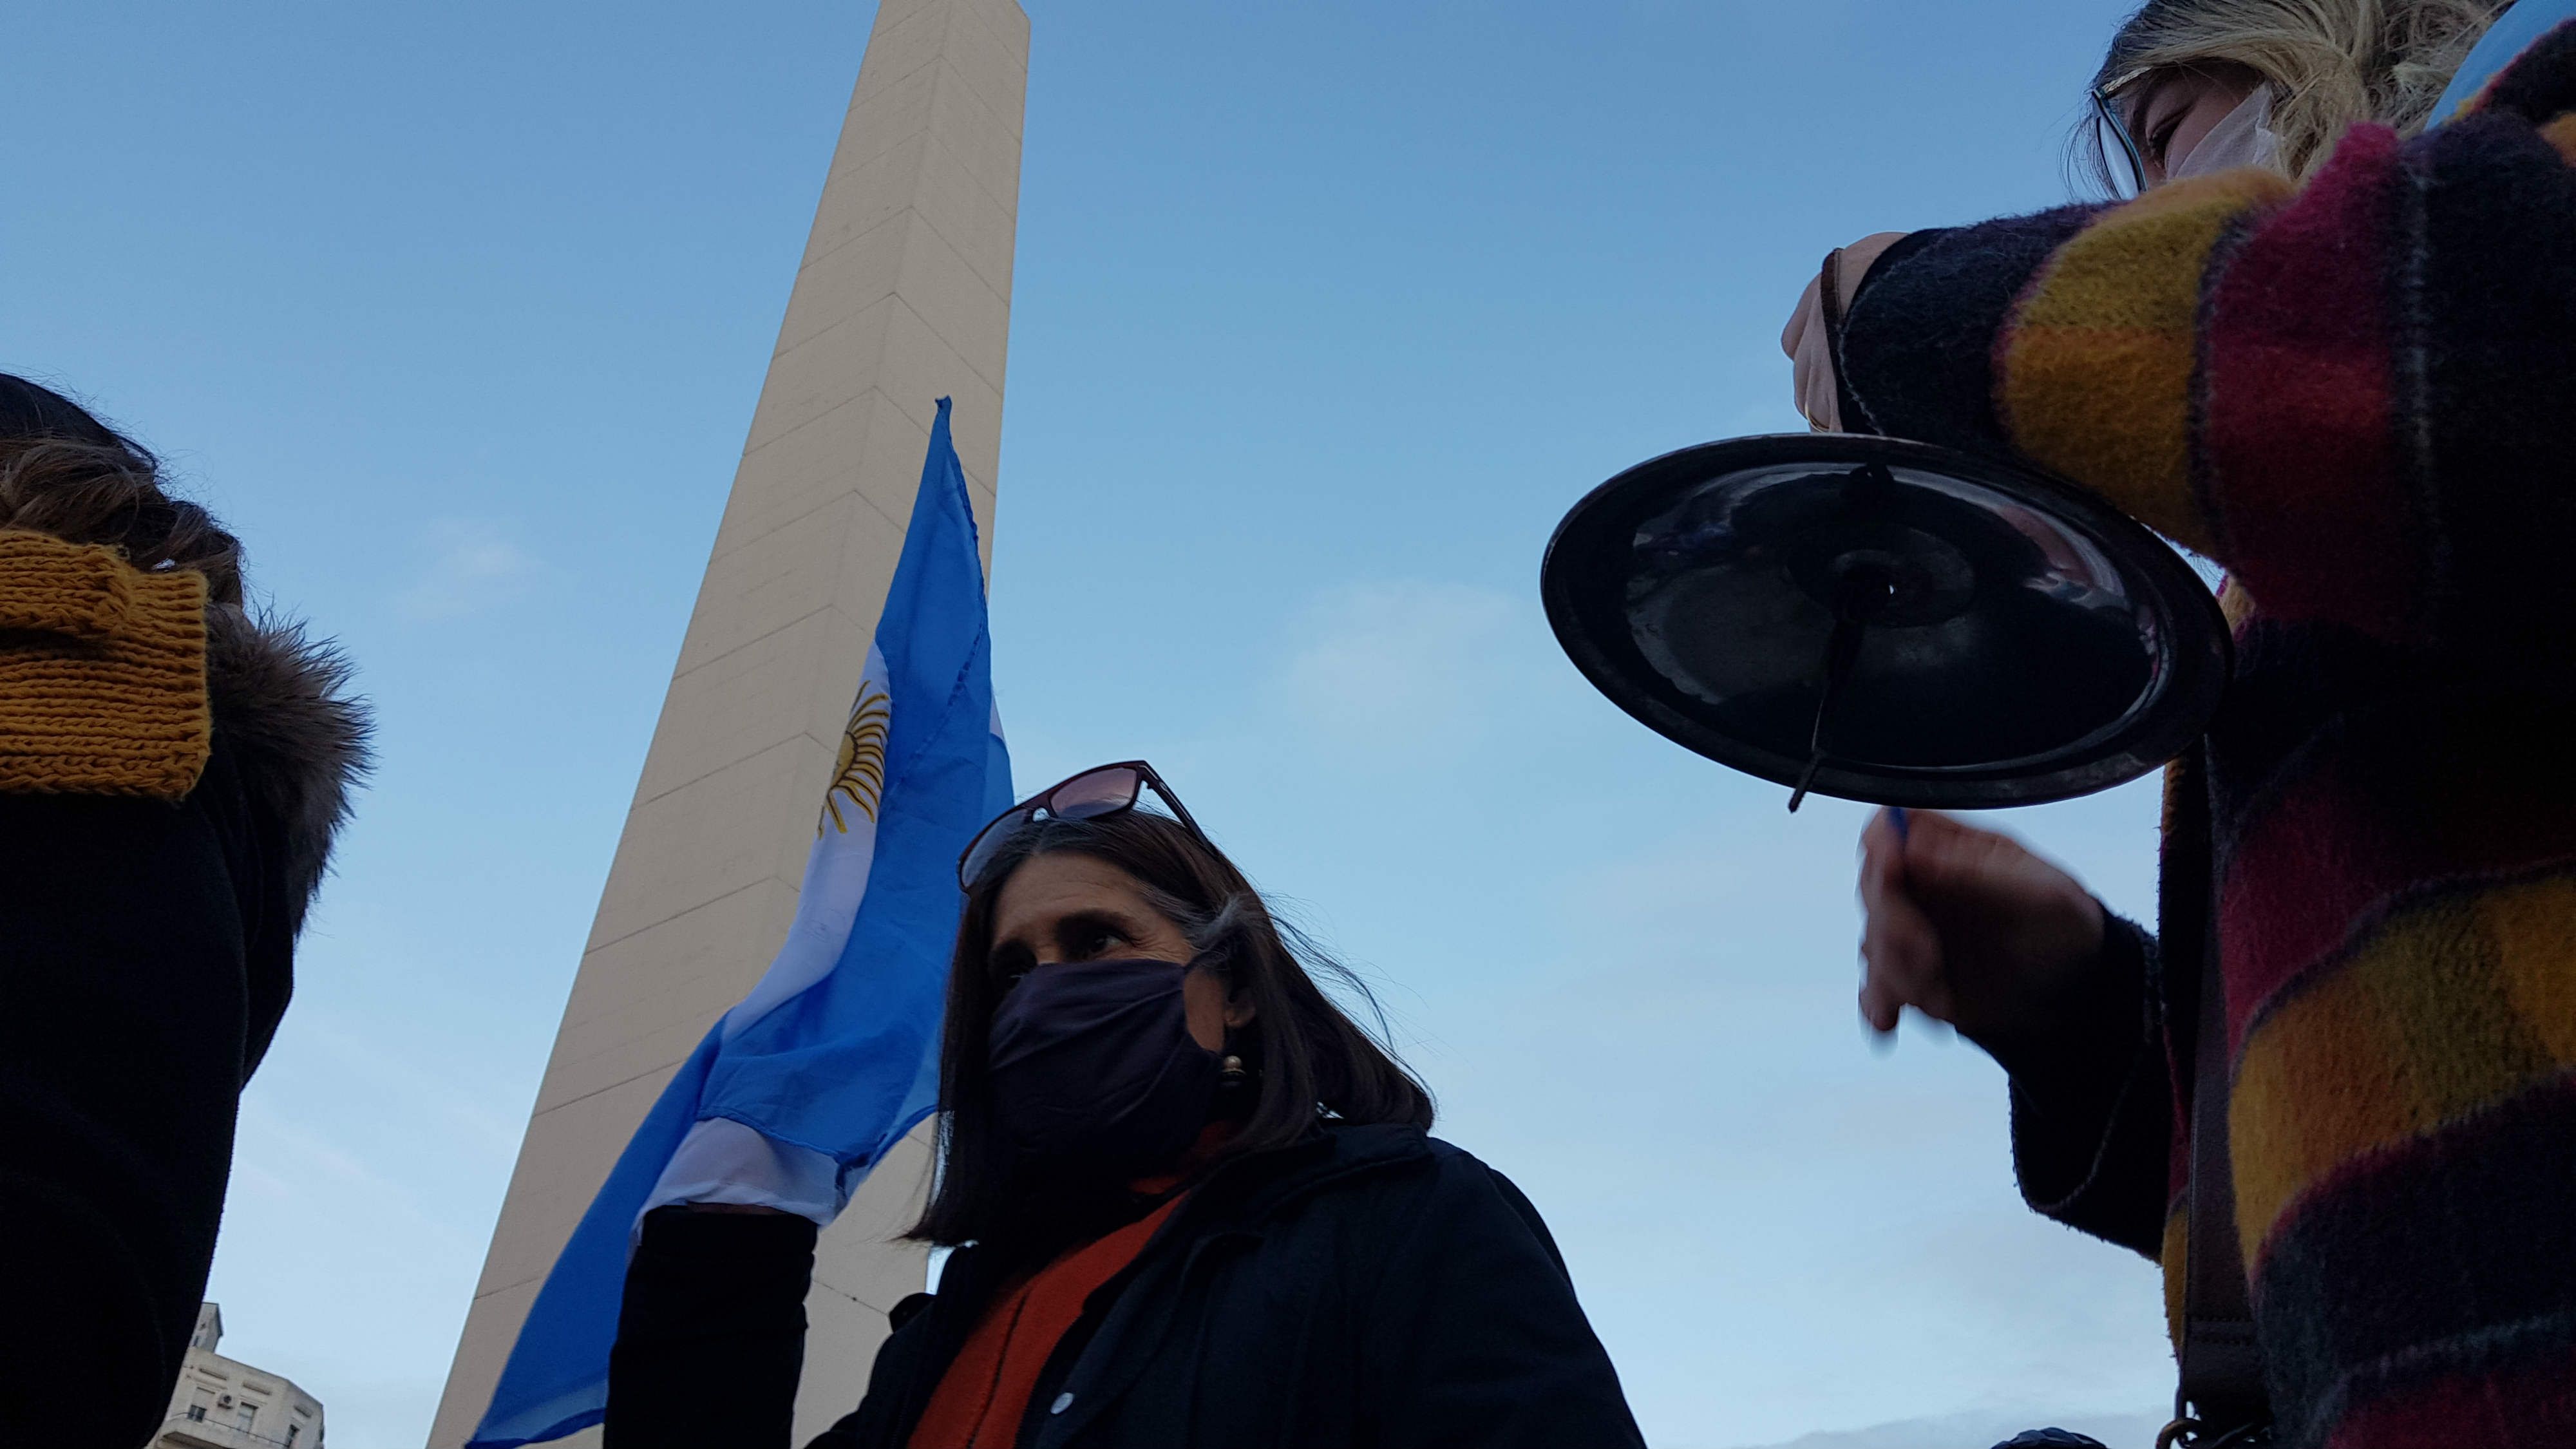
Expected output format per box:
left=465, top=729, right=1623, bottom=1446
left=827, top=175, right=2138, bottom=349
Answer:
left=879, top=1122, right=1434, bottom=1440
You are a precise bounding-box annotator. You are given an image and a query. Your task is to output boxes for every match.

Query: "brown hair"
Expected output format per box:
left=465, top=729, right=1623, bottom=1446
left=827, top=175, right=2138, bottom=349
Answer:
left=0, top=375, right=243, bottom=606
left=907, top=808, right=1433, bottom=1249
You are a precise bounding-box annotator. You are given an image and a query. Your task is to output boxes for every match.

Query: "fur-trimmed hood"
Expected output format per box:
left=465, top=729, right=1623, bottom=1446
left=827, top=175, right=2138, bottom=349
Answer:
left=204, top=604, right=370, bottom=916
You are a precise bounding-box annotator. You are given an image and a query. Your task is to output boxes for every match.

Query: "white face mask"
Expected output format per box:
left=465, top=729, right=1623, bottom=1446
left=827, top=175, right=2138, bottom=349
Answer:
left=2170, top=85, right=2282, bottom=179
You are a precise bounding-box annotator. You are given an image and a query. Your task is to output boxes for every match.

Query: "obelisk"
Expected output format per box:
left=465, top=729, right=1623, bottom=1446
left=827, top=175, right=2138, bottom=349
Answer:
left=427, top=0, right=1028, bottom=1441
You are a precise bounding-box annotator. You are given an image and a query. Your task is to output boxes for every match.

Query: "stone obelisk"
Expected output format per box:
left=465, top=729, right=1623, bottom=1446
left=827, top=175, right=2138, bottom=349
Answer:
left=427, top=1, right=1027, bottom=1441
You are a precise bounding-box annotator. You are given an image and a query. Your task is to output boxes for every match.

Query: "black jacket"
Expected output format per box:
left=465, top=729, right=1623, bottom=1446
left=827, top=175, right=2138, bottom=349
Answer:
left=609, top=1123, right=1645, bottom=1449
left=0, top=604, right=365, bottom=1448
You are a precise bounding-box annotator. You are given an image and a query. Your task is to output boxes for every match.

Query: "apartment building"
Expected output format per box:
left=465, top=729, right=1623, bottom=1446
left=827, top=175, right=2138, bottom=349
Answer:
left=153, top=1305, right=325, bottom=1449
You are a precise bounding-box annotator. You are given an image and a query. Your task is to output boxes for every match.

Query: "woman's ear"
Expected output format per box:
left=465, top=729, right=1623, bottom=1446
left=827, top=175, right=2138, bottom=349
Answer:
left=1223, top=990, right=1256, bottom=1029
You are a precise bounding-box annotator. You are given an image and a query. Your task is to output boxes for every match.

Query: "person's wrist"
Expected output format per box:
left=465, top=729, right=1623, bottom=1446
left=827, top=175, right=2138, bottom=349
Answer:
left=1964, top=898, right=2128, bottom=1074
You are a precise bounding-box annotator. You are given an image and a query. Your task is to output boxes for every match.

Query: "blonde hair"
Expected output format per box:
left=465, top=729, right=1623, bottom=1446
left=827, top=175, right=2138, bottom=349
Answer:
left=2096, top=0, right=2513, bottom=176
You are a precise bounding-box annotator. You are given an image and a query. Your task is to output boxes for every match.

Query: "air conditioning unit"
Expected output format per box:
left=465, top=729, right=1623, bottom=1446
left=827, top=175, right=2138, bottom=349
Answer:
left=217, top=1394, right=235, bottom=1408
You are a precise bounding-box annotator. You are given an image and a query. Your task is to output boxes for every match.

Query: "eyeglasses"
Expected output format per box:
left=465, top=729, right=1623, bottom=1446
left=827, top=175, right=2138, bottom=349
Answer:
left=957, top=759, right=1208, bottom=889
left=2091, top=66, right=2154, bottom=200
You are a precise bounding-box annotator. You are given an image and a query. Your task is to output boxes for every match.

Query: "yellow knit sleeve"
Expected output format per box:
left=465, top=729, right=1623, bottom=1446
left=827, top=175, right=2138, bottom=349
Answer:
left=0, top=530, right=211, bottom=799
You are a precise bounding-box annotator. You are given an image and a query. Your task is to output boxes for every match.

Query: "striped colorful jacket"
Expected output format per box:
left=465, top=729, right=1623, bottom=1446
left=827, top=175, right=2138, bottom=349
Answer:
left=1838, top=23, right=2576, bottom=1449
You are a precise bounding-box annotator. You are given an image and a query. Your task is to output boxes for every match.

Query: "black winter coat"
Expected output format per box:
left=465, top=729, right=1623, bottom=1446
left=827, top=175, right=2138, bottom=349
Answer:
left=608, top=1123, right=1645, bottom=1449
left=0, top=602, right=365, bottom=1448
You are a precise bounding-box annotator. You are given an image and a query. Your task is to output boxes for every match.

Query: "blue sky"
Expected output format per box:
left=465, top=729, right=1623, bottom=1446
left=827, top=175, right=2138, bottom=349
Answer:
left=8, top=3, right=2181, bottom=1444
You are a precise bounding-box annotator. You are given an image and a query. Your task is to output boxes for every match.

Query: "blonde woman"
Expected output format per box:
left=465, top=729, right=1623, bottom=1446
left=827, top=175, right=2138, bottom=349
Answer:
left=1781, top=3, right=2576, bottom=1446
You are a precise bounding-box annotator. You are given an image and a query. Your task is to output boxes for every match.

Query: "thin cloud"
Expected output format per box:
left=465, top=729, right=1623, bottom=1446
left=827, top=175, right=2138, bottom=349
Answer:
left=1715, top=1406, right=2169, bottom=1449
left=1274, top=580, right=1527, bottom=748
left=397, top=519, right=541, bottom=620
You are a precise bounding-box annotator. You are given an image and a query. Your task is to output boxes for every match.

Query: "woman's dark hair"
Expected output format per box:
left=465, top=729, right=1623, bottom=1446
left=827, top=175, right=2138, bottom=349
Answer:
left=908, top=808, right=1433, bottom=1247
left=0, top=374, right=244, bottom=606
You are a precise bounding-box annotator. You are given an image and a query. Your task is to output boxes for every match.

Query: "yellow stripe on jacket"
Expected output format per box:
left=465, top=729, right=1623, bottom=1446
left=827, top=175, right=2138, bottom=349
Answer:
left=1997, top=169, right=2291, bottom=557
left=2230, top=872, right=2576, bottom=1269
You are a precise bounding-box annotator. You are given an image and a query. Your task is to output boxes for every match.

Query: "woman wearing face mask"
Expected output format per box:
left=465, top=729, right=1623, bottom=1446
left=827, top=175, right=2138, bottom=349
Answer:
left=603, top=761, right=1644, bottom=1449
left=1776, top=3, right=2576, bottom=1446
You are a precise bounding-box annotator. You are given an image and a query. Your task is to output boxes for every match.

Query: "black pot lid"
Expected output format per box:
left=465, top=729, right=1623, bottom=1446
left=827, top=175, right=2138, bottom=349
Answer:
left=1541, top=433, right=2230, bottom=810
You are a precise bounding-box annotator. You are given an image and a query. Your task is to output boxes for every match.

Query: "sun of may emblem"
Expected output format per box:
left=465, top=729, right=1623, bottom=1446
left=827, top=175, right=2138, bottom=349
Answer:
left=820, top=683, right=891, bottom=836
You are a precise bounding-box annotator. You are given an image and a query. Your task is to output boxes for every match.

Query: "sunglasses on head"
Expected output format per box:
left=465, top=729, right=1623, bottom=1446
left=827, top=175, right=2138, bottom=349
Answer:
left=958, top=760, right=1208, bottom=889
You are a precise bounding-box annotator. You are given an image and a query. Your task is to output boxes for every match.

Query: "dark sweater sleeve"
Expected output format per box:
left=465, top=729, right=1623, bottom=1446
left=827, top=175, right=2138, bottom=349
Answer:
left=605, top=1206, right=819, bottom=1449
left=1970, top=917, right=2174, bottom=1261
left=0, top=741, right=276, bottom=1447
left=1841, top=26, right=2576, bottom=672
left=1355, top=1150, right=1646, bottom=1449
left=1838, top=207, right=2103, bottom=451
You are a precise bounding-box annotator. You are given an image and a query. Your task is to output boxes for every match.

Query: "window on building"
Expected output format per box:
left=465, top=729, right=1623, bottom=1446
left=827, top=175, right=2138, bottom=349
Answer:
left=188, top=1387, right=214, bottom=1422
left=185, top=1405, right=207, bottom=1422
left=237, top=1403, right=258, bottom=1431
left=285, top=1425, right=301, bottom=1446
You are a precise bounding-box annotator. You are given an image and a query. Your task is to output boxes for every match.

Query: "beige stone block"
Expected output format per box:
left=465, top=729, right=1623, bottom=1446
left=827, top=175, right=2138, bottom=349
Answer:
left=828, top=77, right=1019, bottom=245
left=921, top=1, right=1030, bottom=138
left=831, top=1128, right=938, bottom=1285
left=615, top=659, right=827, bottom=842
left=842, top=59, right=1018, bottom=216
left=643, top=615, right=838, bottom=800
left=775, top=218, right=1005, bottom=404
left=831, top=55, right=940, bottom=178
left=589, top=736, right=819, bottom=947
left=833, top=509, right=912, bottom=630
left=849, top=0, right=963, bottom=98
left=537, top=895, right=797, bottom=1115
left=668, top=494, right=860, bottom=676
left=851, top=0, right=1022, bottom=125
left=867, top=0, right=947, bottom=28
left=645, top=611, right=899, bottom=819
left=746, top=295, right=900, bottom=449
left=920, top=62, right=1025, bottom=216
left=895, top=215, right=1012, bottom=393
left=790, top=1125, right=936, bottom=1430
left=533, top=1007, right=721, bottom=1126
left=774, top=207, right=912, bottom=356
left=794, top=603, right=898, bottom=754
left=955, top=430, right=998, bottom=509
left=802, top=132, right=927, bottom=270
left=913, top=133, right=1019, bottom=302
left=713, top=392, right=916, bottom=561
left=869, top=302, right=1007, bottom=491
left=779, top=214, right=1008, bottom=390
left=556, top=880, right=794, bottom=1034
left=750, top=298, right=1001, bottom=478
left=473, top=1067, right=683, bottom=1297
left=974, top=0, right=1032, bottom=52
left=795, top=1299, right=892, bottom=1437
left=426, top=1276, right=544, bottom=1448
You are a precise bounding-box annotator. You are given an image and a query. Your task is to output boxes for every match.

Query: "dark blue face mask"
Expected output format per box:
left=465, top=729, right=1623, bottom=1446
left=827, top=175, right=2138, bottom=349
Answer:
left=988, top=957, right=1222, bottom=1164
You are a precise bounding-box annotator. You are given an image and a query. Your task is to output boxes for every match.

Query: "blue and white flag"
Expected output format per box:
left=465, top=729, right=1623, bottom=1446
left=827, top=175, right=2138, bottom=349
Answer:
left=469, top=397, right=1014, bottom=1448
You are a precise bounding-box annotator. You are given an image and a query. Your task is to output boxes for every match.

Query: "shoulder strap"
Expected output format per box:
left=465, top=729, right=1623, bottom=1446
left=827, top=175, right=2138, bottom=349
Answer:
left=2174, top=744, right=2268, bottom=1434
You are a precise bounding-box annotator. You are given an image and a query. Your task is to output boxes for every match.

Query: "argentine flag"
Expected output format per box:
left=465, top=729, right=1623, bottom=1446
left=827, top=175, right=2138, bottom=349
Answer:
left=469, top=397, right=1014, bottom=1448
